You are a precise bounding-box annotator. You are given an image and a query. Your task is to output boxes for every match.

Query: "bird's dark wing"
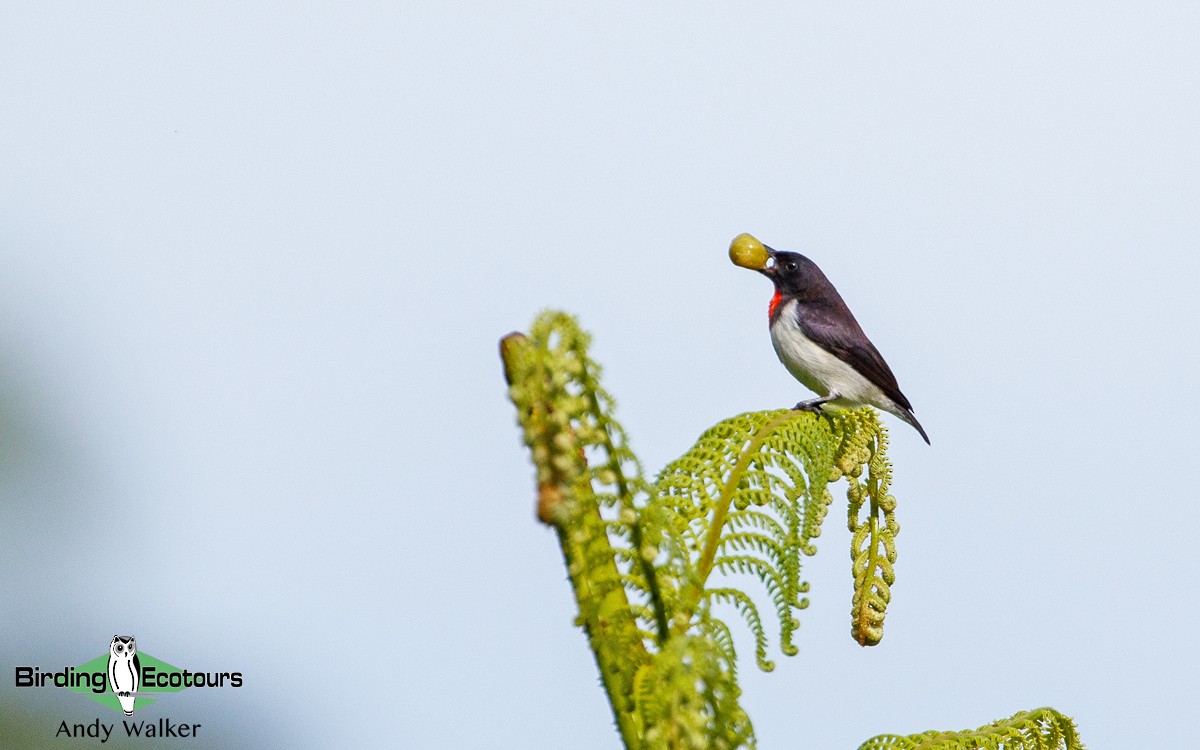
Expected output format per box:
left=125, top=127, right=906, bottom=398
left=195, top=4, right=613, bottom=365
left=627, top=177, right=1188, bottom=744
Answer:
left=795, top=301, right=914, bottom=412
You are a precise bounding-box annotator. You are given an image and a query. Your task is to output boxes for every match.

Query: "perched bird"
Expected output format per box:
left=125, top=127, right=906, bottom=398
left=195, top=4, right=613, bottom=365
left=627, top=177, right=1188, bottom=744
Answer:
left=730, top=233, right=929, bottom=444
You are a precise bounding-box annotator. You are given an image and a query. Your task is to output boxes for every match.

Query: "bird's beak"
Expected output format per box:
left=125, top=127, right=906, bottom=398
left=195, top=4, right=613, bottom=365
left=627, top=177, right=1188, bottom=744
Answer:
left=757, top=245, right=778, bottom=277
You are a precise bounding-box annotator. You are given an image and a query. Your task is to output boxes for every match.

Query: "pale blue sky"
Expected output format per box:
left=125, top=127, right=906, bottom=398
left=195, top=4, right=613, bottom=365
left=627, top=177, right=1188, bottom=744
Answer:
left=2, top=3, right=1198, bottom=748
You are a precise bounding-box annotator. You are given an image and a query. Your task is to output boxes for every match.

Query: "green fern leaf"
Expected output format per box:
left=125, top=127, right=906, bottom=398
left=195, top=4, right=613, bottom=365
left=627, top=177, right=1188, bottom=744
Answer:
left=839, top=409, right=900, bottom=647
left=637, top=635, right=754, bottom=750
left=857, top=707, right=1085, bottom=750
left=500, top=314, right=654, bottom=748
left=703, top=587, right=774, bottom=671
left=646, top=406, right=896, bottom=665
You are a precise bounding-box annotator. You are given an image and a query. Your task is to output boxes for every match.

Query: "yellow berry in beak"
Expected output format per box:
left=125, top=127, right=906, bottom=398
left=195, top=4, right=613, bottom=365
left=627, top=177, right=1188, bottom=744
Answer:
left=729, top=233, right=769, bottom=270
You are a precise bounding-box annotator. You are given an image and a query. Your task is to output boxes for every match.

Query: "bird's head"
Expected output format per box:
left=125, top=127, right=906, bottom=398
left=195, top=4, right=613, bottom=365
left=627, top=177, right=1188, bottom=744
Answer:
left=757, top=248, right=821, bottom=297
left=729, top=233, right=833, bottom=315
left=729, top=233, right=825, bottom=298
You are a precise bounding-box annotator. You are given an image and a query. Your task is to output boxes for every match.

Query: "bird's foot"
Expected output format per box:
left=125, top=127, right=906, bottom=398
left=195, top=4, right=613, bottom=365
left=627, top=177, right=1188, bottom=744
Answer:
left=793, top=394, right=838, bottom=413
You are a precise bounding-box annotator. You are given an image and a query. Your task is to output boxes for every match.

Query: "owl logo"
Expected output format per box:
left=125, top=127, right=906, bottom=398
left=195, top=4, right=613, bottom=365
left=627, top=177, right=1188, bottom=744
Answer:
left=107, top=635, right=140, bottom=716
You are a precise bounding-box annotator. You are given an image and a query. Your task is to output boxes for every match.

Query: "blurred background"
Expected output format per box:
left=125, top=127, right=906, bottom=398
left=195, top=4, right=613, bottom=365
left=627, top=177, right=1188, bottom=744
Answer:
left=2, top=3, right=1198, bottom=748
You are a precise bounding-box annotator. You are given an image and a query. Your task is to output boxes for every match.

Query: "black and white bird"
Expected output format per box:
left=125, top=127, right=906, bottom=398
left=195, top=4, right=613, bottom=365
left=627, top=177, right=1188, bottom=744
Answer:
left=743, top=236, right=929, bottom=444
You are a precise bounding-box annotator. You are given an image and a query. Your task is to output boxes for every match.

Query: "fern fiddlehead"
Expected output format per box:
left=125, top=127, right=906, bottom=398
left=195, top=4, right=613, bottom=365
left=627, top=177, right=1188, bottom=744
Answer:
left=837, top=409, right=900, bottom=647
left=500, top=318, right=649, bottom=748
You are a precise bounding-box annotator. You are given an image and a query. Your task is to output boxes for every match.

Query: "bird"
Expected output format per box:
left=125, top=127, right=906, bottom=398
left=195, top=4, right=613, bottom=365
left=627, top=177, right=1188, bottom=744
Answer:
left=732, top=233, right=930, bottom=444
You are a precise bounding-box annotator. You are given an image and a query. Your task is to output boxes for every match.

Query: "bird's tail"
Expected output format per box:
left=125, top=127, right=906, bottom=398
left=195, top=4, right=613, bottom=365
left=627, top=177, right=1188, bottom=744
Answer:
left=896, top=408, right=930, bottom=445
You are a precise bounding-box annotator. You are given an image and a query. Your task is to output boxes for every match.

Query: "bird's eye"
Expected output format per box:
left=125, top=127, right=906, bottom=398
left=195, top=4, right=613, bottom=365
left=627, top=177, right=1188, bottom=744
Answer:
left=785, top=261, right=797, bottom=271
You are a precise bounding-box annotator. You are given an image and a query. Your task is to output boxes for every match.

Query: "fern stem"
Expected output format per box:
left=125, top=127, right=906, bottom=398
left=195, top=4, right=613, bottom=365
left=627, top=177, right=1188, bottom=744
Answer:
left=580, top=361, right=671, bottom=645
left=631, top=518, right=671, bottom=643
left=556, top=503, right=646, bottom=750
left=865, top=449, right=880, bottom=605
left=500, top=328, right=648, bottom=749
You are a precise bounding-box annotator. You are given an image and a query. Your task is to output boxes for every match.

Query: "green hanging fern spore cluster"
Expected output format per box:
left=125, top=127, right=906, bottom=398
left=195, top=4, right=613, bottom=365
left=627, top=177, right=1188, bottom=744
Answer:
left=501, top=310, right=1085, bottom=750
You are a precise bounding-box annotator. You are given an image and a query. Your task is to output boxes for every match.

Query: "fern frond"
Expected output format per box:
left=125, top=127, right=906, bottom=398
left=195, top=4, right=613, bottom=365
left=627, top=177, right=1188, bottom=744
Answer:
left=726, top=509, right=787, bottom=539
left=637, top=635, right=755, bottom=750
left=713, top=553, right=801, bottom=657
left=704, top=588, right=773, bottom=672
left=500, top=316, right=654, bottom=748
left=839, top=410, right=899, bottom=647
left=857, top=707, right=1085, bottom=750
left=702, top=616, right=740, bottom=679
left=645, top=406, right=889, bottom=667
left=718, top=531, right=787, bottom=563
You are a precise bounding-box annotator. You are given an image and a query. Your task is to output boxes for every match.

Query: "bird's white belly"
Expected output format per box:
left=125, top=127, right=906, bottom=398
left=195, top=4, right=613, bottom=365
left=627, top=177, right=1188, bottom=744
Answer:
left=769, top=303, right=889, bottom=408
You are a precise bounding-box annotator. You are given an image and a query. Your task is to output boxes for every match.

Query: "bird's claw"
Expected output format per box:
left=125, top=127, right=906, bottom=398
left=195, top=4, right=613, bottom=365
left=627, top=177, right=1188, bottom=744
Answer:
left=793, top=400, right=823, bottom=413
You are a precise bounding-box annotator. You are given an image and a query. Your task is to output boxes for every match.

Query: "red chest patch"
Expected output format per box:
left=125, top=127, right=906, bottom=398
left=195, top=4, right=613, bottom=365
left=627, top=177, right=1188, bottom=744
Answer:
left=768, top=289, right=782, bottom=322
